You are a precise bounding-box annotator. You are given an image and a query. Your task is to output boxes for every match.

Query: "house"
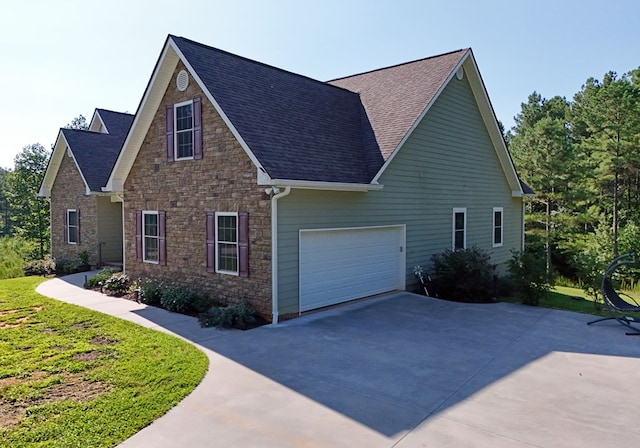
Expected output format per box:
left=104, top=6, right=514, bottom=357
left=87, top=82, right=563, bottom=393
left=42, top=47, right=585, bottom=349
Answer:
left=49, top=35, right=531, bottom=323
left=39, top=109, right=133, bottom=267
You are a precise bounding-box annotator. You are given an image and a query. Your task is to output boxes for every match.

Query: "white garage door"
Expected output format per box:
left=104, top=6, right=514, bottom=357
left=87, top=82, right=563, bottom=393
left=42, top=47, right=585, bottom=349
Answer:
left=299, top=225, right=406, bottom=312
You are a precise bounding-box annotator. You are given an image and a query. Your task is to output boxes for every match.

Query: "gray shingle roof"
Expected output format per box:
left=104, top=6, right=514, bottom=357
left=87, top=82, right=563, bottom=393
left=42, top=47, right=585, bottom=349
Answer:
left=519, top=179, right=535, bottom=195
left=172, top=37, right=470, bottom=184
left=329, top=50, right=468, bottom=161
left=96, top=109, right=133, bottom=139
left=64, top=111, right=133, bottom=192
left=172, top=36, right=383, bottom=183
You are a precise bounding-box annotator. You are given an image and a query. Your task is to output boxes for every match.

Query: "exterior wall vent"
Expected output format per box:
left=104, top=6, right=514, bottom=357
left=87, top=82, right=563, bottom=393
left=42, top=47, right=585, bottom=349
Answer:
left=176, top=70, right=189, bottom=91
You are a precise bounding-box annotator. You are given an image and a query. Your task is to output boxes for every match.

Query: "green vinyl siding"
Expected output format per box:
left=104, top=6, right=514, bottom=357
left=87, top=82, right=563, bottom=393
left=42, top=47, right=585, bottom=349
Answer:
left=276, top=72, right=524, bottom=315
left=96, top=196, right=124, bottom=263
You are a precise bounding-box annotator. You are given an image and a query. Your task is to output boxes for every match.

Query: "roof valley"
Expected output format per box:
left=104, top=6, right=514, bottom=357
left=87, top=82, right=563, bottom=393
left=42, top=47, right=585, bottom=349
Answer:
left=171, top=36, right=466, bottom=183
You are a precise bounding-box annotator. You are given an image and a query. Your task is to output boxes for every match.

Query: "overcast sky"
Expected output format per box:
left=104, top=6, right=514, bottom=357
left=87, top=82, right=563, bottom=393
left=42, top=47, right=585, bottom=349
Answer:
left=1, top=0, right=638, bottom=169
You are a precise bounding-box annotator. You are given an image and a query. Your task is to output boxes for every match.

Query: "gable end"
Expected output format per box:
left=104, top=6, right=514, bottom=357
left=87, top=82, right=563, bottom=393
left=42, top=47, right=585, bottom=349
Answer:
left=39, top=131, right=91, bottom=197
left=371, top=51, right=524, bottom=196
left=107, top=37, right=268, bottom=192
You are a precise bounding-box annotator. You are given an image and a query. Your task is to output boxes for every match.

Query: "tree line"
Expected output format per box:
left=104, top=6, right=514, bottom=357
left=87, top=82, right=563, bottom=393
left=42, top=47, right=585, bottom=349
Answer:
left=0, top=116, right=88, bottom=259
left=507, top=67, right=640, bottom=289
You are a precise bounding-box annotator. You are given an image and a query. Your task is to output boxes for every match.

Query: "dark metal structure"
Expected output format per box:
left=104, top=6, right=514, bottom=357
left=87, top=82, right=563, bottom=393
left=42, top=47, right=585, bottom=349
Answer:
left=588, top=253, right=640, bottom=335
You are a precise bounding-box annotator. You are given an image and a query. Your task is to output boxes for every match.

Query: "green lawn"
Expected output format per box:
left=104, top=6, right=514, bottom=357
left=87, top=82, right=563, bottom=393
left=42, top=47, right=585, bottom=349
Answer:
left=502, top=284, right=609, bottom=317
left=0, top=277, right=208, bottom=447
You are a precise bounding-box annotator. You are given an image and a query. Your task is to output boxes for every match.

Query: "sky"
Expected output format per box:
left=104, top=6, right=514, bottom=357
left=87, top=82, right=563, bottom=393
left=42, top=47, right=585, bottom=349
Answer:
left=1, top=0, right=638, bottom=169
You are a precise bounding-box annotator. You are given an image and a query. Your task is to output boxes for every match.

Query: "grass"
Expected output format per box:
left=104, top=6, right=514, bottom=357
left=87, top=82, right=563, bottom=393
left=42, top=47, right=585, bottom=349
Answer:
left=0, top=277, right=209, bottom=447
left=502, top=284, right=609, bottom=317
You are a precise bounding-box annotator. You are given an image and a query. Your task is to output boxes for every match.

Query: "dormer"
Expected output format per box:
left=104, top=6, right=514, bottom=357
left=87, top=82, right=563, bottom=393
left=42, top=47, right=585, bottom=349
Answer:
left=88, top=110, right=109, bottom=133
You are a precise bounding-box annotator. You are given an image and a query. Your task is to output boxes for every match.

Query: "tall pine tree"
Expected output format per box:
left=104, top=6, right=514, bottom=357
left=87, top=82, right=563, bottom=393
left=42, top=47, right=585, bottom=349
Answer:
left=508, top=93, right=575, bottom=277
left=572, top=71, right=640, bottom=256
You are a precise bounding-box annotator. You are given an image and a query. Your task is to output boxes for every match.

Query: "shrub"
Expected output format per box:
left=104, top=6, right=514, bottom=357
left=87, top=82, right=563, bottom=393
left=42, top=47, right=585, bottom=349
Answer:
left=23, top=255, right=56, bottom=276
left=0, top=252, right=24, bottom=279
left=54, top=258, right=80, bottom=276
left=160, top=284, right=200, bottom=314
left=103, top=273, right=131, bottom=296
left=134, top=279, right=162, bottom=305
left=191, top=294, right=220, bottom=314
left=199, top=306, right=235, bottom=328
left=198, top=300, right=257, bottom=330
left=79, top=250, right=90, bottom=266
left=574, top=250, right=605, bottom=305
left=86, top=268, right=119, bottom=289
left=430, top=246, right=497, bottom=302
left=64, top=261, right=79, bottom=272
left=507, top=249, right=549, bottom=306
left=495, top=275, right=515, bottom=297
left=0, top=236, right=35, bottom=279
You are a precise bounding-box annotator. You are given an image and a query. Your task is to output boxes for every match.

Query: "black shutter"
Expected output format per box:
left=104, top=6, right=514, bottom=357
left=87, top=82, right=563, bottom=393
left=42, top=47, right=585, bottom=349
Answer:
left=238, top=212, right=249, bottom=278
left=76, top=209, right=81, bottom=245
left=166, top=105, right=174, bottom=162
left=158, top=211, right=166, bottom=265
left=206, top=211, right=215, bottom=273
left=63, top=209, right=68, bottom=243
left=193, top=96, right=203, bottom=160
left=135, top=211, right=142, bottom=262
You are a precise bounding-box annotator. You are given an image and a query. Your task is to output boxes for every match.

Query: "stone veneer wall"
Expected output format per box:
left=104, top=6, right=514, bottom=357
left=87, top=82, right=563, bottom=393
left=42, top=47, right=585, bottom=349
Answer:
left=124, top=61, right=273, bottom=317
left=50, top=151, right=99, bottom=265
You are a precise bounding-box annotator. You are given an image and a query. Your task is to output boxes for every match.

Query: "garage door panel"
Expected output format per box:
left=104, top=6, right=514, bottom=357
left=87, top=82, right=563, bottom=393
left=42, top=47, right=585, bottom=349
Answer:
left=299, top=226, right=405, bottom=312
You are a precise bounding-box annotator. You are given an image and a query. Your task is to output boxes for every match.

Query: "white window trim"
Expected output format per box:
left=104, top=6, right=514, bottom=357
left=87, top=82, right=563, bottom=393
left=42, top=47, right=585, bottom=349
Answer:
left=67, top=209, right=77, bottom=245
left=215, top=211, right=239, bottom=276
left=493, top=207, right=504, bottom=248
left=143, top=210, right=159, bottom=264
left=174, top=99, right=194, bottom=161
left=452, top=207, right=467, bottom=251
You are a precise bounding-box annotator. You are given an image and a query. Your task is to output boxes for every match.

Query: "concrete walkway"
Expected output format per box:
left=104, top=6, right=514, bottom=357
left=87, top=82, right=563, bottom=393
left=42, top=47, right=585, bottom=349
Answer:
left=36, top=273, right=640, bottom=447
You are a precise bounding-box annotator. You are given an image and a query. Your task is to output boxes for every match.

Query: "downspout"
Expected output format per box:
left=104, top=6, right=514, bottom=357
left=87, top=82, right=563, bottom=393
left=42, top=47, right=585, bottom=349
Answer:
left=48, top=198, right=52, bottom=257
left=271, top=186, right=291, bottom=325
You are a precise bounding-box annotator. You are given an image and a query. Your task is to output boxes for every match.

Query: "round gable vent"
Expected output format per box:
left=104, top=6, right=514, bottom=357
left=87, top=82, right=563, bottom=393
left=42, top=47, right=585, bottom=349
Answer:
left=176, top=70, right=189, bottom=91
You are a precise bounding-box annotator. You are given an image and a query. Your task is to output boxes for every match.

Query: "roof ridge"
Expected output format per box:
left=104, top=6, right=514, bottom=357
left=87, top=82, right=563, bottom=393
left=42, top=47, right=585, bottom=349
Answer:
left=167, top=34, right=377, bottom=183
left=96, top=108, right=133, bottom=116
left=169, top=35, right=358, bottom=95
left=328, top=48, right=469, bottom=83
left=62, top=127, right=121, bottom=136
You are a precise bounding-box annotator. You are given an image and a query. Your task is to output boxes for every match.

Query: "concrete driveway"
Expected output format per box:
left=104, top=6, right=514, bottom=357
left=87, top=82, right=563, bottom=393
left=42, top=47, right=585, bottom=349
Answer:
left=37, top=275, right=640, bottom=447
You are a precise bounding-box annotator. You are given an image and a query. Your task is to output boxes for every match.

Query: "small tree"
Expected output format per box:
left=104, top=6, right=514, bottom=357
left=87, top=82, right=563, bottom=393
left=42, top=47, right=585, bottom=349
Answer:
left=0, top=167, right=10, bottom=236
left=6, top=143, right=50, bottom=258
left=507, top=249, right=549, bottom=306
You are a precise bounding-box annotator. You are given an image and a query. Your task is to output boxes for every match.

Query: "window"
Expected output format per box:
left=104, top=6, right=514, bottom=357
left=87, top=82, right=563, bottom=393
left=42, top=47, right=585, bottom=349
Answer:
left=166, top=97, right=202, bottom=162
left=136, top=210, right=166, bottom=264
left=452, top=208, right=466, bottom=250
left=206, top=211, right=249, bottom=277
left=175, top=101, right=194, bottom=159
left=216, top=212, right=238, bottom=274
left=493, top=207, right=503, bottom=247
left=67, top=209, right=78, bottom=244
left=143, top=211, right=159, bottom=263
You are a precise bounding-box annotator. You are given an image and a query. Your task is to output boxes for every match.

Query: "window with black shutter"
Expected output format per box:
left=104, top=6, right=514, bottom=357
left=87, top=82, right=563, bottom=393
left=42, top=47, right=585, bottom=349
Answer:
left=207, top=211, right=248, bottom=277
